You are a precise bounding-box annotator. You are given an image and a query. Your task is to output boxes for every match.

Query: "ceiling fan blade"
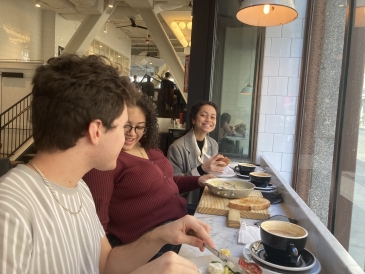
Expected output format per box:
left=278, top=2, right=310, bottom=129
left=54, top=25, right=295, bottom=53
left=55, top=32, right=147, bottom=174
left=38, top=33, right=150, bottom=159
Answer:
left=136, top=25, right=148, bottom=30
left=116, top=24, right=132, bottom=28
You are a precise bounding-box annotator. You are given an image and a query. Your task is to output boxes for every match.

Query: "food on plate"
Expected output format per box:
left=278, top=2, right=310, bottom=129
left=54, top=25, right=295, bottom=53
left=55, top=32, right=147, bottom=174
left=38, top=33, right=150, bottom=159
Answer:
left=220, top=248, right=231, bottom=257
left=216, top=156, right=230, bottom=167
left=238, top=258, right=262, bottom=274
left=208, top=261, right=224, bottom=274
left=207, top=261, right=241, bottom=274
left=228, top=197, right=270, bottom=211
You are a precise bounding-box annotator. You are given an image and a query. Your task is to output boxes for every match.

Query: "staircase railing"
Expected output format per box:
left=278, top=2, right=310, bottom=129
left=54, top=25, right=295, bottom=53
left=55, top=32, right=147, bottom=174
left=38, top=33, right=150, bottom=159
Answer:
left=0, top=93, right=32, bottom=158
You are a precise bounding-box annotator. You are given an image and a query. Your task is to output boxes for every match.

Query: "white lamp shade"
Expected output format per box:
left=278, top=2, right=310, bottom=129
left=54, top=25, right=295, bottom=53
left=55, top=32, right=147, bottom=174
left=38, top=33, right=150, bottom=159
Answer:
left=170, top=22, right=189, bottom=47
left=236, top=0, right=298, bottom=27
left=179, top=22, right=186, bottom=29
left=241, top=83, right=253, bottom=94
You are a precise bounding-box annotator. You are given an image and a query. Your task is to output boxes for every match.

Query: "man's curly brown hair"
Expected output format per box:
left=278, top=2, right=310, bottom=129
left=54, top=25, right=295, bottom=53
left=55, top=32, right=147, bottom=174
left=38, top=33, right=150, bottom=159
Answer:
left=129, top=91, right=160, bottom=149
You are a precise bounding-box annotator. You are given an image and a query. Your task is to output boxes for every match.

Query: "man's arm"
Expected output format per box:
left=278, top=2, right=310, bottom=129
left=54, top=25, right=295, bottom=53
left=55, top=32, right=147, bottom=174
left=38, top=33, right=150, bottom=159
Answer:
left=99, top=215, right=214, bottom=274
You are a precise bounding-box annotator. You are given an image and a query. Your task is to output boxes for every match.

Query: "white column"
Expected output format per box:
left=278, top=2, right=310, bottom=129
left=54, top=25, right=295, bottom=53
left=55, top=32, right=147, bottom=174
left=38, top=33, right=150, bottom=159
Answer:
left=62, top=6, right=116, bottom=55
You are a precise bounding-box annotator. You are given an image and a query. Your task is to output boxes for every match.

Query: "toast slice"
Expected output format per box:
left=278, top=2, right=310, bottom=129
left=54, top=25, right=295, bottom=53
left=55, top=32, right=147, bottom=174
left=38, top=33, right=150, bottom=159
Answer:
left=228, top=197, right=270, bottom=211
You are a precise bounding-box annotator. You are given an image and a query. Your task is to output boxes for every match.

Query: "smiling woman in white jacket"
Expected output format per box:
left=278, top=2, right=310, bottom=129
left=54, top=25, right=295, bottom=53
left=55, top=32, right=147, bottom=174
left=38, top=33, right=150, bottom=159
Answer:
left=167, top=101, right=226, bottom=204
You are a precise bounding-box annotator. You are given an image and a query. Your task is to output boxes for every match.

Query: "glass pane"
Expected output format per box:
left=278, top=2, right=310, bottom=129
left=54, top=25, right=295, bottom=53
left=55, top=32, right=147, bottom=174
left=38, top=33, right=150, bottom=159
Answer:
left=211, top=0, right=259, bottom=161
left=335, top=0, right=365, bottom=268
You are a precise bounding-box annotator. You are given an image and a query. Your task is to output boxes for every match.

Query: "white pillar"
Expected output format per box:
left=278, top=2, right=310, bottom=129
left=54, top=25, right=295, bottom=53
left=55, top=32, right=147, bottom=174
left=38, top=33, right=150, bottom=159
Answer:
left=62, top=6, right=116, bottom=55
left=139, top=9, right=187, bottom=103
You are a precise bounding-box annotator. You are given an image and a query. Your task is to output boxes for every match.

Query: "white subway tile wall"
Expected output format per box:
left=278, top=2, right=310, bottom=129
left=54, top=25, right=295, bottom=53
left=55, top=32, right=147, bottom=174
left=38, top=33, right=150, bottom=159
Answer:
left=256, top=0, right=308, bottom=185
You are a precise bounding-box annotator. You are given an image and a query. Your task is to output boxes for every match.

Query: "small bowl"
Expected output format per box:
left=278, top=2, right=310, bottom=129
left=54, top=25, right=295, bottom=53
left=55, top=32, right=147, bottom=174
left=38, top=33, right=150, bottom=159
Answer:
left=249, top=172, right=271, bottom=188
left=205, top=178, right=255, bottom=199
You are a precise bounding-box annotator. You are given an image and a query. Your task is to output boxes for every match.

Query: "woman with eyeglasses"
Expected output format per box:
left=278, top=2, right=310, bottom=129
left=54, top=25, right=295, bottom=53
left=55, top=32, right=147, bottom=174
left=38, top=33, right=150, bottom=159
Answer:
left=83, top=91, right=214, bottom=260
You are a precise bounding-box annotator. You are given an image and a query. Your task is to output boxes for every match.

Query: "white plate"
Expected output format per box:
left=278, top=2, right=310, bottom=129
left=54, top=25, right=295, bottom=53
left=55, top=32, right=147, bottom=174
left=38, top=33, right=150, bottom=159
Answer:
left=189, top=255, right=243, bottom=274
left=212, top=167, right=236, bottom=178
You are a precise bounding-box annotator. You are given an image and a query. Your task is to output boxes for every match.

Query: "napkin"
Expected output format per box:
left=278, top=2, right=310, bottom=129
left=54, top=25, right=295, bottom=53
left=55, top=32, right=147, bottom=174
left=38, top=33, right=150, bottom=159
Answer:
left=238, top=222, right=261, bottom=244
left=203, top=154, right=235, bottom=177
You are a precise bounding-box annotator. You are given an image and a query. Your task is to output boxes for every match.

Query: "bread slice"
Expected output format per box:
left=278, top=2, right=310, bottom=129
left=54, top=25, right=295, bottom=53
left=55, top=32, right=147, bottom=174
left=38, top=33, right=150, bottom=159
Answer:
left=228, top=197, right=270, bottom=211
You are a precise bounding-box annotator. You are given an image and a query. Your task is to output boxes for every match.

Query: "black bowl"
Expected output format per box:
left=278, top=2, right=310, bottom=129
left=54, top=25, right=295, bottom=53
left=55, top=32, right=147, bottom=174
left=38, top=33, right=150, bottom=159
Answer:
left=249, top=172, right=271, bottom=188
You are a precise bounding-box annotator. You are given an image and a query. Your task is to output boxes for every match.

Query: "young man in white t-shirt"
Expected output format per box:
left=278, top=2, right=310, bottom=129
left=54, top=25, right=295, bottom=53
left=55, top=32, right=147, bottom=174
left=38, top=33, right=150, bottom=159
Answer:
left=0, top=54, right=214, bottom=274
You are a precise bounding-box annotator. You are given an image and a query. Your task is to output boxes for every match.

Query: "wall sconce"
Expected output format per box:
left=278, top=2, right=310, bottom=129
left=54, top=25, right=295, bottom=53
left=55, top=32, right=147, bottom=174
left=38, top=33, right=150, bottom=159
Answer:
left=170, top=22, right=188, bottom=47
left=236, top=0, right=298, bottom=27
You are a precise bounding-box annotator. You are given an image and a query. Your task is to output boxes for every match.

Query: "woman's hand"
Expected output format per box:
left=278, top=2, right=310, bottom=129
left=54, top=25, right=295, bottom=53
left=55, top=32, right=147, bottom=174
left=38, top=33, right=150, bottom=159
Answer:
left=201, top=154, right=226, bottom=174
left=197, top=174, right=216, bottom=187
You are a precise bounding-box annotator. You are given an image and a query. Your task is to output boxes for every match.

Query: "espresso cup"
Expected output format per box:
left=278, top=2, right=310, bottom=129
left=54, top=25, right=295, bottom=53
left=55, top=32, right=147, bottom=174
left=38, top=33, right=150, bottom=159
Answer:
left=234, top=163, right=256, bottom=176
left=260, top=220, right=308, bottom=265
left=249, top=172, right=271, bottom=188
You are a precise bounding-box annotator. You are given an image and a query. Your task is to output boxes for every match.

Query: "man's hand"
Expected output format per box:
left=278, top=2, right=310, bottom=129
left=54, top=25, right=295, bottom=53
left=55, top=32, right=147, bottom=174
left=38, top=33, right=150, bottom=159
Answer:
left=151, top=215, right=215, bottom=252
left=130, top=252, right=199, bottom=274
left=201, top=154, right=225, bottom=174
left=197, top=174, right=216, bottom=187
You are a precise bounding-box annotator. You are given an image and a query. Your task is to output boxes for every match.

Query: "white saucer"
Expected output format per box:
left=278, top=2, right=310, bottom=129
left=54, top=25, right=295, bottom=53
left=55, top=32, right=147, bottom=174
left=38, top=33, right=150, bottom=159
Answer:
left=216, top=173, right=236, bottom=178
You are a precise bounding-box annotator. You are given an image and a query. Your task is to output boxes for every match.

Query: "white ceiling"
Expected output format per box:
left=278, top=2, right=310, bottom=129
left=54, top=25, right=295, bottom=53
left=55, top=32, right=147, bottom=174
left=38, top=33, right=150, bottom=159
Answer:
left=27, top=0, right=193, bottom=71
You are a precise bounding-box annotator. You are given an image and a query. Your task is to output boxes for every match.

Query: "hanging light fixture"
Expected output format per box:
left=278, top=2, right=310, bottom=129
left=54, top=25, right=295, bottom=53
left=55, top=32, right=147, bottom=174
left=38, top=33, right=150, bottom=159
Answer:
left=108, top=0, right=114, bottom=8
left=170, top=22, right=189, bottom=47
left=236, top=0, right=298, bottom=27
left=104, top=24, right=107, bottom=33
left=241, top=29, right=255, bottom=95
left=35, top=0, right=41, bottom=7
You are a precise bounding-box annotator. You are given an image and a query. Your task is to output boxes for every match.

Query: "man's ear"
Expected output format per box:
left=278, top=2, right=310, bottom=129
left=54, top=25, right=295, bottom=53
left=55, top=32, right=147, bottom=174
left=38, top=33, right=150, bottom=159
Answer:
left=88, top=119, right=103, bottom=145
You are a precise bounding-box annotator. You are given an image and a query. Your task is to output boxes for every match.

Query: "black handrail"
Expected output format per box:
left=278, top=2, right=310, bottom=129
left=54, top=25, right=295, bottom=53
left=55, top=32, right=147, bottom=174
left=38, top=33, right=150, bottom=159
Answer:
left=0, top=93, right=32, bottom=158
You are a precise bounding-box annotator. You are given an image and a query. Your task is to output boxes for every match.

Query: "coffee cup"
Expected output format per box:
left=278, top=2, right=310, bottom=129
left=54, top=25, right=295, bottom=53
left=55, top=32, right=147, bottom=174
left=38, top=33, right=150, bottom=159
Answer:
left=260, top=220, right=308, bottom=265
left=234, top=163, right=256, bottom=176
left=249, top=172, right=271, bottom=188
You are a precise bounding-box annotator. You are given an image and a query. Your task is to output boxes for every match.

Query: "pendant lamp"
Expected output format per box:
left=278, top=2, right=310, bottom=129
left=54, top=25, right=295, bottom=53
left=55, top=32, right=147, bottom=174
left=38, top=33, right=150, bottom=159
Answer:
left=241, top=29, right=255, bottom=96
left=237, top=0, right=298, bottom=27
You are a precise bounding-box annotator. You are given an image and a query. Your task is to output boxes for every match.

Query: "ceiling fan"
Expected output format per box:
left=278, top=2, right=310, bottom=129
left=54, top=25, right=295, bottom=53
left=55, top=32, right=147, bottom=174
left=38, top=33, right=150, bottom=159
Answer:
left=139, top=35, right=162, bottom=59
left=117, top=18, right=147, bottom=30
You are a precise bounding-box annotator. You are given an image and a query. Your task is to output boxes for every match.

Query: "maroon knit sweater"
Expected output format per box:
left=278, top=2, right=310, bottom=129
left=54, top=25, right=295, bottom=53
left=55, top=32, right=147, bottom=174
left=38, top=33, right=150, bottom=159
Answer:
left=83, top=148, right=201, bottom=244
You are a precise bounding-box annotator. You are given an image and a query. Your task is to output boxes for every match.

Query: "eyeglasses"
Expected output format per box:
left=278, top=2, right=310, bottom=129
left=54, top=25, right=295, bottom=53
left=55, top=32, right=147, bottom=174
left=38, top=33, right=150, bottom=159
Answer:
left=123, top=125, right=147, bottom=135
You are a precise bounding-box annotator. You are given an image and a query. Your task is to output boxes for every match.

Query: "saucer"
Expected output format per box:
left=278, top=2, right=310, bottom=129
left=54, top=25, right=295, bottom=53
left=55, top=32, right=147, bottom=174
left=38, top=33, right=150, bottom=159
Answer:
left=235, top=172, right=250, bottom=179
left=243, top=243, right=321, bottom=274
left=250, top=241, right=316, bottom=272
left=254, top=184, right=276, bottom=191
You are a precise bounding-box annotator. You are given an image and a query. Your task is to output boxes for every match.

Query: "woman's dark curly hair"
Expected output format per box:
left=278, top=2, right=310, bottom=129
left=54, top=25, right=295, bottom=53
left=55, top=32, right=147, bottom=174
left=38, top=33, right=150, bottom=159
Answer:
left=129, top=91, right=160, bottom=149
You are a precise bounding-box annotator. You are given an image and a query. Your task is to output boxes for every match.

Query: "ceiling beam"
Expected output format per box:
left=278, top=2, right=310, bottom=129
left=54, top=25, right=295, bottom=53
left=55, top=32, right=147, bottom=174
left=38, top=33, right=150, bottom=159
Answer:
left=62, top=5, right=116, bottom=55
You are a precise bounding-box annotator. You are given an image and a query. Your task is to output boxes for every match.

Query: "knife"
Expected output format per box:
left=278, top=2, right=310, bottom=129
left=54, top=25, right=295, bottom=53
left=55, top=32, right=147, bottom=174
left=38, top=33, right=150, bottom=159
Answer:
left=203, top=242, right=248, bottom=273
